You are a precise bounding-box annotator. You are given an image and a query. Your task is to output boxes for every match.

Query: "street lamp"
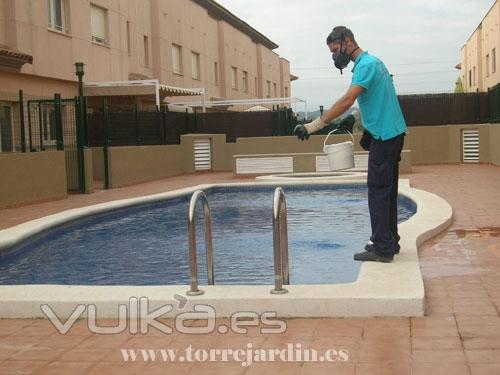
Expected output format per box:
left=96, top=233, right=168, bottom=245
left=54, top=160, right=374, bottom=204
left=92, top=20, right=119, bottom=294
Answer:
left=74, top=62, right=87, bottom=192
left=74, top=62, right=85, bottom=98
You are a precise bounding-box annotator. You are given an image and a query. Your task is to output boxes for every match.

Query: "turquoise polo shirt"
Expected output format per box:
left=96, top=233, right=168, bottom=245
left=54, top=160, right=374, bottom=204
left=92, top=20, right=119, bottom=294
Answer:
left=351, top=51, right=406, bottom=140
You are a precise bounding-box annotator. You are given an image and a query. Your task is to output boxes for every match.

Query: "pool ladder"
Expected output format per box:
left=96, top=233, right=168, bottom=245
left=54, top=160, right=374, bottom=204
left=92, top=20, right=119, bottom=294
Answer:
left=186, top=187, right=289, bottom=296
left=186, top=190, right=214, bottom=296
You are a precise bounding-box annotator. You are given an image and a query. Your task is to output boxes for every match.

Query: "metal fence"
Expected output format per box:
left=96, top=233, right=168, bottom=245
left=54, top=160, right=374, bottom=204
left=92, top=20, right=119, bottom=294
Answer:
left=88, top=106, right=297, bottom=146
left=489, top=84, right=500, bottom=123
left=398, top=92, right=491, bottom=126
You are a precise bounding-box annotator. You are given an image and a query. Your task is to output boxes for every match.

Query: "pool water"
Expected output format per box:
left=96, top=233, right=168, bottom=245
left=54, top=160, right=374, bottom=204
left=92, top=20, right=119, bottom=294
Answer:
left=0, top=185, right=416, bottom=286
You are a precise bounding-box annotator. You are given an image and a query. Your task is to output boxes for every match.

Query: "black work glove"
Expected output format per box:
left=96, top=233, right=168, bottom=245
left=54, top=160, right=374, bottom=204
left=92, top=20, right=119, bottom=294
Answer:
left=360, top=130, right=372, bottom=151
left=294, top=124, right=310, bottom=141
left=337, top=114, right=355, bottom=132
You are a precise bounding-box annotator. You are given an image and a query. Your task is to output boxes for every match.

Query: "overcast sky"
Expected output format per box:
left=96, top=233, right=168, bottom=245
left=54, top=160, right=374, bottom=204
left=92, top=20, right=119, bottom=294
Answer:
left=216, top=0, right=494, bottom=112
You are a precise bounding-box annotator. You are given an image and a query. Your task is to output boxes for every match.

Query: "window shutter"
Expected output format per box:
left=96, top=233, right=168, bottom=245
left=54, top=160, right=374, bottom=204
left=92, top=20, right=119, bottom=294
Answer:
left=91, top=6, right=106, bottom=42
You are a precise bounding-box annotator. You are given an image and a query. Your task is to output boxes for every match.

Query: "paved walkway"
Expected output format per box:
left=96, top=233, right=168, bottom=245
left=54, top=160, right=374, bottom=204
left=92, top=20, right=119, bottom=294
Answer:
left=0, top=164, right=500, bottom=374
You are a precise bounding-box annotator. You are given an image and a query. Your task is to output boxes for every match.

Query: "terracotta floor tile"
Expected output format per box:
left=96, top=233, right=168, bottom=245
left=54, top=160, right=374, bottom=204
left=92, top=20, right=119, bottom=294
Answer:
left=469, top=364, right=500, bottom=375
left=301, top=362, right=355, bottom=375
left=362, top=318, right=410, bottom=337
left=86, top=361, right=146, bottom=375
left=243, top=362, right=303, bottom=374
left=0, top=360, right=47, bottom=374
left=411, top=336, right=462, bottom=350
left=58, top=348, right=111, bottom=362
left=411, top=316, right=459, bottom=337
left=465, top=349, right=500, bottom=363
left=9, top=348, right=66, bottom=361
left=355, top=361, right=411, bottom=375
left=412, top=349, right=466, bottom=363
left=75, top=334, right=132, bottom=349
left=411, top=362, right=470, bottom=375
left=357, top=337, right=411, bottom=363
left=187, top=361, right=248, bottom=374
left=463, top=337, right=500, bottom=350
left=312, top=319, right=365, bottom=338
left=37, top=361, right=95, bottom=375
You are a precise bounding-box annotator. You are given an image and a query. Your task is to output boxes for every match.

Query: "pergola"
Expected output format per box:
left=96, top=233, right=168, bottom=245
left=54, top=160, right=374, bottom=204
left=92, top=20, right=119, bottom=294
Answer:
left=83, top=79, right=206, bottom=110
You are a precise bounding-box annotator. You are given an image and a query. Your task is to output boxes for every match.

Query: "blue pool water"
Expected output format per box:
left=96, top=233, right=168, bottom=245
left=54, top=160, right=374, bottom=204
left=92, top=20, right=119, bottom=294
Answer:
left=0, top=185, right=416, bottom=286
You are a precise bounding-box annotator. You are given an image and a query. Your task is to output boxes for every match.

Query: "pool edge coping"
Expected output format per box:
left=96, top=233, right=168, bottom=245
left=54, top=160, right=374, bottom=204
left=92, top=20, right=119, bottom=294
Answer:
left=0, top=178, right=452, bottom=318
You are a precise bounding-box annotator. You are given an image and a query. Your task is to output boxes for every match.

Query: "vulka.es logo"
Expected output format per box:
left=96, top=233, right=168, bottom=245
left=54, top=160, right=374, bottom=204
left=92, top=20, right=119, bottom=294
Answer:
left=41, top=296, right=287, bottom=335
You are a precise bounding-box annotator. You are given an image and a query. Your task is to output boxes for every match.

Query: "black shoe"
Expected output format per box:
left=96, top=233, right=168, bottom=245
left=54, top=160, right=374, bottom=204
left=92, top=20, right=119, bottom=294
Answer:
left=354, top=250, right=393, bottom=263
left=365, top=243, right=400, bottom=254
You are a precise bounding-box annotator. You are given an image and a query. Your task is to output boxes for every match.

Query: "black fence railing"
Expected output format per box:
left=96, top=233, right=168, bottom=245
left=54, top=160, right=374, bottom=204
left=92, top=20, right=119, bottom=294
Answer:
left=88, top=107, right=298, bottom=146
left=398, top=92, right=491, bottom=126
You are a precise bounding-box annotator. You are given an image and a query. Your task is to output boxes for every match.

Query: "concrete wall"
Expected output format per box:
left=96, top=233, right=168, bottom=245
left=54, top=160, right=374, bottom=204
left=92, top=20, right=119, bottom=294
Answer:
left=406, top=124, right=491, bottom=164
left=0, top=151, right=66, bottom=208
left=490, top=124, right=500, bottom=166
left=92, top=147, right=104, bottom=180
left=108, top=145, right=183, bottom=188
left=180, top=133, right=232, bottom=173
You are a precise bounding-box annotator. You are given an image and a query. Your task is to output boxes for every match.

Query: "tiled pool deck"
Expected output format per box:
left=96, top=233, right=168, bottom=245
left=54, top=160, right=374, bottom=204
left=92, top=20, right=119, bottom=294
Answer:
left=0, top=164, right=499, bottom=374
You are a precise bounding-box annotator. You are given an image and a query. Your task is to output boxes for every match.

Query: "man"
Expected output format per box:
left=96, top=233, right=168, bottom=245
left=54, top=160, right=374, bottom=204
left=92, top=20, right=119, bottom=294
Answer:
left=294, top=26, right=406, bottom=263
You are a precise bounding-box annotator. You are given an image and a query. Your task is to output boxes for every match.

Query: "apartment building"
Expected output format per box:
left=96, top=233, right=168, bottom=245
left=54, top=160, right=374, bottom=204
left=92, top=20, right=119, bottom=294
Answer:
left=460, top=0, right=499, bottom=92
left=0, top=0, right=293, bottom=151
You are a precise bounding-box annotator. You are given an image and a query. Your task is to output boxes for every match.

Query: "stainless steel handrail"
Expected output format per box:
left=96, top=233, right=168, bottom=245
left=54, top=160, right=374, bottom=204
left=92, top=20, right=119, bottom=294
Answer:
left=271, top=187, right=289, bottom=294
left=187, top=190, right=214, bottom=296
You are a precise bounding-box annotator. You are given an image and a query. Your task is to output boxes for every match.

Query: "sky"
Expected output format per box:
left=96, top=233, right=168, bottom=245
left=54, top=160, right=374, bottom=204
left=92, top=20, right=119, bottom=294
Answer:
left=216, top=0, right=495, bottom=112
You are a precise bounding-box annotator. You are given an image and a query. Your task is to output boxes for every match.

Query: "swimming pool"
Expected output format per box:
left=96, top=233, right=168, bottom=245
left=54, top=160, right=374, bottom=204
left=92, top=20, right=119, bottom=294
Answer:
left=0, top=185, right=416, bottom=286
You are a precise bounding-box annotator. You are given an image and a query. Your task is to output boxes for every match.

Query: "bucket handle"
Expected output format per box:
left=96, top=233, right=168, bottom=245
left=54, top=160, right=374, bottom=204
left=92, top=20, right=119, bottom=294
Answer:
left=323, top=127, right=355, bottom=150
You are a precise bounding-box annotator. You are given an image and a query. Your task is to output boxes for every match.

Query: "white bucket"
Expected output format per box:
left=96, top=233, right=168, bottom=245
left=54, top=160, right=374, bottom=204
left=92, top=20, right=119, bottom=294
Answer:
left=323, top=129, right=355, bottom=171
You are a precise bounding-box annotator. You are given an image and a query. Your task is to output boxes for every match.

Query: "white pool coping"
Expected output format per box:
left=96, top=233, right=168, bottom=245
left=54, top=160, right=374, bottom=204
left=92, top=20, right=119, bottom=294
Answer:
left=0, top=178, right=452, bottom=318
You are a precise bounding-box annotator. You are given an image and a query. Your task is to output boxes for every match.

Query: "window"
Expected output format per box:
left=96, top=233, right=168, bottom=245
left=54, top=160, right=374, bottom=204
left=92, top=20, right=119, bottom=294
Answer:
left=191, top=51, right=200, bottom=80
left=242, top=71, right=248, bottom=93
left=266, top=80, right=271, bottom=97
left=0, top=105, right=13, bottom=152
left=48, top=0, right=68, bottom=33
left=273, top=83, right=277, bottom=97
left=231, top=67, right=237, bottom=89
left=172, top=44, right=182, bottom=74
left=486, top=54, right=490, bottom=77
left=42, top=107, right=57, bottom=144
left=143, top=36, right=149, bottom=67
left=469, top=70, right=472, bottom=87
left=214, top=62, right=219, bottom=86
left=493, top=48, right=496, bottom=73
left=126, top=21, right=131, bottom=54
left=90, top=4, right=107, bottom=44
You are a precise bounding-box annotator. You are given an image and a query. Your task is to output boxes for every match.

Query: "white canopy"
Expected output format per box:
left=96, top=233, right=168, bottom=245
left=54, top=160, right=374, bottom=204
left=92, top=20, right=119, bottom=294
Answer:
left=84, top=79, right=205, bottom=109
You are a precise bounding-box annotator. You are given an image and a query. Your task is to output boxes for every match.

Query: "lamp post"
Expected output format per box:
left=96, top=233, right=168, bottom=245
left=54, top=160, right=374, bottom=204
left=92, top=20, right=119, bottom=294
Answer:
left=319, top=105, right=324, bottom=116
left=74, top=62, right=86, bottom=193
left=75, top=62, right=85, bottom=98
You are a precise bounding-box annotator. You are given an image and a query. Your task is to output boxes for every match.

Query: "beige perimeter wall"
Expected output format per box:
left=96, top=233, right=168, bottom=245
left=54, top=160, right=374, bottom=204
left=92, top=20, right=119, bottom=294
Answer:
left=406, top=124, right=491, bottom=164
left=108, top=145, right=183, bottom=188
left=0, top=151, right=66, bottom=208
left=490, top=125, right=500, bottom=166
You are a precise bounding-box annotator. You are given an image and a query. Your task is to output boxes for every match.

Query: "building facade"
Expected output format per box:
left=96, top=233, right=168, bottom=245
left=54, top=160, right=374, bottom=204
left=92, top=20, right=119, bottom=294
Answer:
left=0, top=0, right=293, bottom=151
left=460, top=0, right=500, bottom=93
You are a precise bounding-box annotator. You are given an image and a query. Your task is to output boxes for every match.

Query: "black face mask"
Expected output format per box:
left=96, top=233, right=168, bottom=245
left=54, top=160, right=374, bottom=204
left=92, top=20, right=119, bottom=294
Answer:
left=331, top=34, right=358, bottom=74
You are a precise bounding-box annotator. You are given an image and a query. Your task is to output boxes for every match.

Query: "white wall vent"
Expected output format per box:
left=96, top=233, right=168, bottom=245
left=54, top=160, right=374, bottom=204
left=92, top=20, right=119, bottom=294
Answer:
left=236, top=157, right=293, bottom=175
left=462, top=129, right=479, bottom=163
left=194, top=139, right=212, bottom=171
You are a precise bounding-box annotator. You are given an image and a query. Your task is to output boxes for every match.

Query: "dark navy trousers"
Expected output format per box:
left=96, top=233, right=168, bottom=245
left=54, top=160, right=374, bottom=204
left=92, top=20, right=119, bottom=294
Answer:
left=367, top=133, right=405, bottom=256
